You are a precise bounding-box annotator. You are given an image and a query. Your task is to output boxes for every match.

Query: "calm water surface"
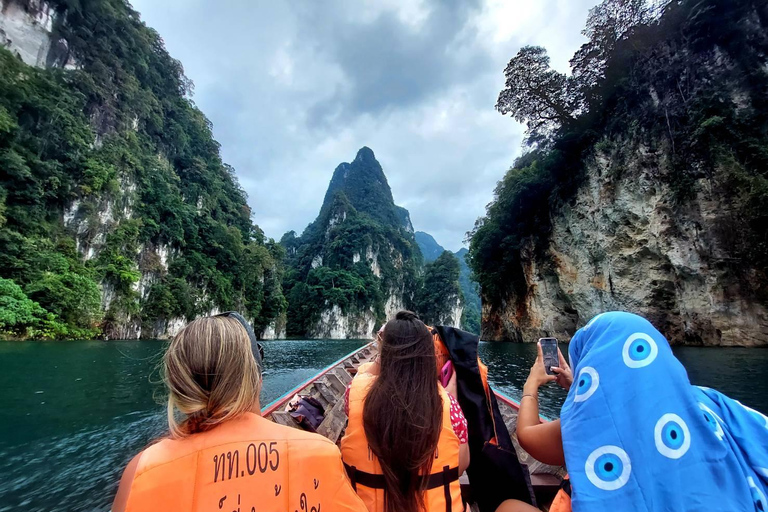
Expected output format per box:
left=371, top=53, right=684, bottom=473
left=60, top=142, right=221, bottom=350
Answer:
left=0, top=339, right=766, bottom=511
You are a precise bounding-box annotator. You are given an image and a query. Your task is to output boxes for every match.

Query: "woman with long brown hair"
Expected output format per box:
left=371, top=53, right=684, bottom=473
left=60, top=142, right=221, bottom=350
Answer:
left=340, top=310, right=470, bottom=512
left=112, top=313, right=366, bottom=512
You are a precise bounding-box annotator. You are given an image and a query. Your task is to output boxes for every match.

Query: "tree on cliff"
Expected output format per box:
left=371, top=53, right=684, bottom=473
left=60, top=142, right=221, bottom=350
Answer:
left=497, top=0, right=669, bottom=141
left=472, top=0, right=768, bottom=341
left=571, top=0, right=666, bottom=99
left=496, top=46, right=577, bottom=140
left=413, top=251, right=463, bottom=326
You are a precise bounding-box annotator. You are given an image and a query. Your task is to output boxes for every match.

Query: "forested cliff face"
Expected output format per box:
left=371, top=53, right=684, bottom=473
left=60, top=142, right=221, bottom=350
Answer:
left=0, top=0, right=286, bottom=339
left=281, top=148, right=464, bottom=338
left=281, top=147, right=422, bottom=339
left=415, top=232, right=481, bottom=333
left=469, top=0, right=768, bottom=346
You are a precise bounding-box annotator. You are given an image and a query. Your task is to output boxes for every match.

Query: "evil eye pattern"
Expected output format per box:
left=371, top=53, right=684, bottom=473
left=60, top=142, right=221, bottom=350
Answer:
left=749, top=476, right=766, bottom=512
left=574, top=367, right=600, bottom=403
left=585, top=445, right=632, bottom=491
left=622, top=332, right=658, bottom=368
left=654, top=413, right=691, bottom=459
left=698, top=403, right=725, bottom=441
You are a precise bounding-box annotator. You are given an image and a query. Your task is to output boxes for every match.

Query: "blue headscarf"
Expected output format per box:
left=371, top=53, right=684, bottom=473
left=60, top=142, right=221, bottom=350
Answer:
left=560, top=312, right=768, bottom=512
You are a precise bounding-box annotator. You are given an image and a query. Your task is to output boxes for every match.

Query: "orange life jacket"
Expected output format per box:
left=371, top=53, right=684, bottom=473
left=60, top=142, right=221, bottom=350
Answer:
left=549, top=477, right=572, bottom=512
left=122, top=412, right=366, bottom=512
left=340, top=370, right=463, bottom=512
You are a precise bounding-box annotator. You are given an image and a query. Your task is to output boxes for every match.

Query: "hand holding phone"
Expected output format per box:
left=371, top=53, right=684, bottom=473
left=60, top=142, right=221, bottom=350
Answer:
left=440, top=360, right=454, bottom=388
left=539, top=337, right=559, bottom=375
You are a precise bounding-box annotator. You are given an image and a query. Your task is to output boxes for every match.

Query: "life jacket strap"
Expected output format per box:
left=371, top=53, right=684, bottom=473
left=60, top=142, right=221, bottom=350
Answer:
left=442, top=465, right=453, bottom=512
left=343, top=462, right=460, bottom=491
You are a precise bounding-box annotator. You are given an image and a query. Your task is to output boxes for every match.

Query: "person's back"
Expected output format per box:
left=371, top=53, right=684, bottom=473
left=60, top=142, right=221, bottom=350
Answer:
left=112, top=313, right=366, bottom=512
left=341, top=311, right=467, bottom=512
left=124, top=412, right=358, bottom=512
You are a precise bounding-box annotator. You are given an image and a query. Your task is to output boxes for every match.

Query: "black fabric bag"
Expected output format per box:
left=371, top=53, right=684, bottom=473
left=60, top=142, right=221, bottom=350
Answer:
left=435, top=326, right=536, bottom=511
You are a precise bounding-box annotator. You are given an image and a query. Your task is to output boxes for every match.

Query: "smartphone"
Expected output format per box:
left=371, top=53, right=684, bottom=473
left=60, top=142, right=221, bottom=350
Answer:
left=539, top=337, right=559, bottom=375
left=440, top=360, right=454, bottom=388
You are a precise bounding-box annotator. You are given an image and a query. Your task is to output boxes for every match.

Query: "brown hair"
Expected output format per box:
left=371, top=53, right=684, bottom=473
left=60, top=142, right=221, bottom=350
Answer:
left=363, top=310, right=442, bottom=512
left=164, top=315, right=262, bottom=437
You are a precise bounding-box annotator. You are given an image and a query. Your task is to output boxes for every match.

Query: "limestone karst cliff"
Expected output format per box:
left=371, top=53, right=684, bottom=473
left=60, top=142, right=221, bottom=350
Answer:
left=470, top=0, right=768, bottom=345
left=281, top=147, right=465, bottom=338
left=0, top=0, right=285, bottom=339
left=415, top=232, right=480, bottom=333
left=280, top=147, right=421, bottom=339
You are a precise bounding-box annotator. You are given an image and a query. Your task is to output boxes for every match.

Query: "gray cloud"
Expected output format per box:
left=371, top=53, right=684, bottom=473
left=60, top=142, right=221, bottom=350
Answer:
left=131, top=0, right=597, bottom=252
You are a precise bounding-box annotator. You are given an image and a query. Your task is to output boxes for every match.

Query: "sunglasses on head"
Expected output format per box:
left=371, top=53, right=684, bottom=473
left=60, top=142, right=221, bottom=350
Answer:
left=215, top=311, right=264, bottom=367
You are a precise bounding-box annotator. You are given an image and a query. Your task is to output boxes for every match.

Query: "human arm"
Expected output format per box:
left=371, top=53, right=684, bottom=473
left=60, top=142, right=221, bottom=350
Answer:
left=516, top=343, right=565, bottom=466
left=111, top=452, right=141, bottom=512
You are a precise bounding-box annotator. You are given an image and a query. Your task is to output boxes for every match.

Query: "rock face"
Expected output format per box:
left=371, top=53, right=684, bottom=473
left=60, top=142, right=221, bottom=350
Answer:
left=0, top=0, right=54, bottom=67
left=482, top=147, right=768, bottom=346
left=308, top=304, right=376, bottom=339
left=281, top=147, right=424, bottom=339
left=437, top=293, right=463, bottom=328
left=0, top=0, right=285, bottom=340
left=0, top=0, right=76, bottom=68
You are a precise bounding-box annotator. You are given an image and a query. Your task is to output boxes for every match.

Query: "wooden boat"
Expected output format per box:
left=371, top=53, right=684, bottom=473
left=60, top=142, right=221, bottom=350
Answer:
left=261, top=342, right=565, bottom=509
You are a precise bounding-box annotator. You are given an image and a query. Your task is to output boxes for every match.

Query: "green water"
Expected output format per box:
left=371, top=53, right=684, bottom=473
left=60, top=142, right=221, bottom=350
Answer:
left=0, top=340, right=766, bottom=511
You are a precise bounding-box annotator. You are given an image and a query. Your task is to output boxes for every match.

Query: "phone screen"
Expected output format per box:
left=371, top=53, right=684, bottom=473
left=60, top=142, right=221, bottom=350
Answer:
left=539, top=338, right=559, bottom=375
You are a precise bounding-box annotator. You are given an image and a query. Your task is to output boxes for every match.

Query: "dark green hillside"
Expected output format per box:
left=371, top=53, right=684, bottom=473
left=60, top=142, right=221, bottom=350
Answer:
left=0, top=0, right=285, bottom=339
left=415, top=232, right=481, bottom=333
left=281, top=147, right=422, bottom=337
left=455, top=248, right=481, bottom=334
left=413, top=251, right=463, bottom=327
left=415, top=231, right=445, bottom=262
left=469, top=0, right=768, bottom=343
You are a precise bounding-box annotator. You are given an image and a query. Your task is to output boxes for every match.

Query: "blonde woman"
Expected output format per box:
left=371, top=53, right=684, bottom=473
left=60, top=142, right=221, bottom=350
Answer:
left=112, top=312, right=366, bottom=512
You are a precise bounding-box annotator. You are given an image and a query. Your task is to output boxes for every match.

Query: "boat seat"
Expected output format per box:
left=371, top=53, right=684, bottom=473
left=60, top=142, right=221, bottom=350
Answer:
left=316, top=399, right=347, bottom=443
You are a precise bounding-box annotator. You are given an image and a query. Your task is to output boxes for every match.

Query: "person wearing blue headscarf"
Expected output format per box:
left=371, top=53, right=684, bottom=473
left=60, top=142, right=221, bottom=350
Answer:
left=518, top=311, right=768, bottom=512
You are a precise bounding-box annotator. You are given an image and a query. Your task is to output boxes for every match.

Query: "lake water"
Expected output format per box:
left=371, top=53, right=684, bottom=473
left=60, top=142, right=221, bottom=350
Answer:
left=0, top=339, right=766, bottom=511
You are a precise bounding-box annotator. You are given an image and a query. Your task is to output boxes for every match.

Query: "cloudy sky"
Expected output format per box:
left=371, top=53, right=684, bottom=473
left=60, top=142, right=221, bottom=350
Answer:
left=131, top=0, right=598, bottom=252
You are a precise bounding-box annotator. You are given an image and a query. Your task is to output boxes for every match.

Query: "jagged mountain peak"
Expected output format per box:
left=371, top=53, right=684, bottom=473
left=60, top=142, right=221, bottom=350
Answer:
left=321, top=147, right=406, bottom=230
left=354, top=146, right=376, bottom=163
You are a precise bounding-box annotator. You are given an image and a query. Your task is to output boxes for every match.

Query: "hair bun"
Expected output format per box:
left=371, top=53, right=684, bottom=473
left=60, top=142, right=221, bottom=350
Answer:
left=395, top=310, right=420, bottom=321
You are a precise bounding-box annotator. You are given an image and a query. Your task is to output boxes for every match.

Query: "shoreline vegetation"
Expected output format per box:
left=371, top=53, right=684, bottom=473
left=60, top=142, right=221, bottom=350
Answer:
left=0, top=0, right=286, bottom=341
left=467, top=0, right=768, bottom=345
left=2, top=0, right=767, bottom=345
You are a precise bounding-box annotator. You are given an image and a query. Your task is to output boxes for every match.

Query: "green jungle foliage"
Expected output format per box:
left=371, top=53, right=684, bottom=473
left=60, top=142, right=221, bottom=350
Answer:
left=413, top=251, right=463, bottom=327
left=470, top=0, right=768, bottom=308
left=281, top=148, right=423, bottom=337
left=415, top=232, right=481, bottom=333
left=0, top=0, right=285, bottom=339
left=281, top=194, right=421, bottom=336
left=455, top=248, right=481, bottom=334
